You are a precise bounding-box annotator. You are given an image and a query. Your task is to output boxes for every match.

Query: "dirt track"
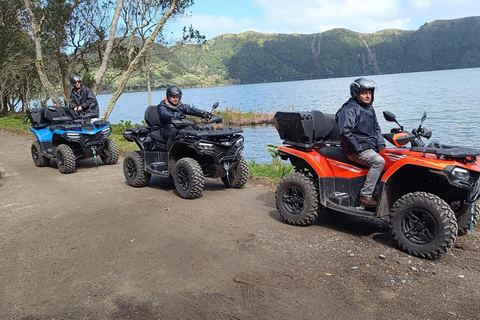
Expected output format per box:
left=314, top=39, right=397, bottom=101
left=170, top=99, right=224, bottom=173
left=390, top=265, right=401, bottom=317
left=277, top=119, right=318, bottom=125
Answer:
left=1, top=130, right=480, bottom=320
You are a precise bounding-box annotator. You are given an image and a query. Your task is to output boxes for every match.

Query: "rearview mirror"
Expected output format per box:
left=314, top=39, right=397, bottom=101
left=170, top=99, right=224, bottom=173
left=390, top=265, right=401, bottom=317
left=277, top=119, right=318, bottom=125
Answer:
left=383, top=111, right=396, bottom=122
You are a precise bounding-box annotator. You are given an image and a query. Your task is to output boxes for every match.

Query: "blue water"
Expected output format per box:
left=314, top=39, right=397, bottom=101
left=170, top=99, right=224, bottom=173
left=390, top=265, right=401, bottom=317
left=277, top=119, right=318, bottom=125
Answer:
left=96, top=68, right=480, bottom=163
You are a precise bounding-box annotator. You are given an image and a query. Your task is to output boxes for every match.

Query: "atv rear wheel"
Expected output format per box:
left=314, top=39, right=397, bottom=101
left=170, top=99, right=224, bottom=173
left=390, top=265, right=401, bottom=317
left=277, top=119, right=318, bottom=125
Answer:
left=31, top=140, right=50, bottom=167
left=100, top=138, right=119, bottom=165
left=390, top=192, right=457, bottom=259
left=123, top=151, right=151, bottom=187
left=221, top=156, right=249, bottom=188
left=457, top=200, right=480, bottom=236
left=56, top=144, right=76, bottom=174
left=275, top=172, right=319, bottom=226
left=173, top=157, right=204, bottom=199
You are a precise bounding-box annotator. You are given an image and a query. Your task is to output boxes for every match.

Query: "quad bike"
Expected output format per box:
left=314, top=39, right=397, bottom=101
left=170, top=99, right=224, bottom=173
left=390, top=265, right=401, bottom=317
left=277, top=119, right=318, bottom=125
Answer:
left=122, top=102, right=249, bottom=199
left=274, top=110, right=480, bottom=259
left=27, top=106, right=119, bottom=174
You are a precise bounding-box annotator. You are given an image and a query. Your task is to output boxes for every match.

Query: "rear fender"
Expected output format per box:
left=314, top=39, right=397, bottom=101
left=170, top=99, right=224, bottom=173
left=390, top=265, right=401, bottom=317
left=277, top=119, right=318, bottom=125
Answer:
left=278, top=145, right=331, bottom=177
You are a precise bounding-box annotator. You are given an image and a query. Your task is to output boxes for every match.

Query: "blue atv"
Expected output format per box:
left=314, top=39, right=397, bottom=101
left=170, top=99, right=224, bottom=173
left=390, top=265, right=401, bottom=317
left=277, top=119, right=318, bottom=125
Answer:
left=26, top=106, right=119, bottom=174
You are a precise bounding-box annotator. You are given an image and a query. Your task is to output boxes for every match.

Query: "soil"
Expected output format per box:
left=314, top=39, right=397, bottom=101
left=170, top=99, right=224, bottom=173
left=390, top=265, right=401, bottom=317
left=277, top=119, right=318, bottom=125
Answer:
left=1, top=130, right=480, bottom=320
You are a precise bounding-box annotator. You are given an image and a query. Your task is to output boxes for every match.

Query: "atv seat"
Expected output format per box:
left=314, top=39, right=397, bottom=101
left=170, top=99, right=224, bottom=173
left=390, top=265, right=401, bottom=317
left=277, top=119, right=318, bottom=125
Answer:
left=144, top=105, right=161, bottom=127
left=312, top=111, right=340, bottom=144
left=317, top=146, right=368, bottom=169
left=26, top=108, right=47, bottom=129
left=43, top=107, right=73, bottom=124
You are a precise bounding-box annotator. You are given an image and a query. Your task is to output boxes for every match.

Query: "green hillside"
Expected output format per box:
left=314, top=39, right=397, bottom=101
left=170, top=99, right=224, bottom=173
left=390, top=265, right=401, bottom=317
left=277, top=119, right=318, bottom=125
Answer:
left=127, top=16, right=480, bottom=90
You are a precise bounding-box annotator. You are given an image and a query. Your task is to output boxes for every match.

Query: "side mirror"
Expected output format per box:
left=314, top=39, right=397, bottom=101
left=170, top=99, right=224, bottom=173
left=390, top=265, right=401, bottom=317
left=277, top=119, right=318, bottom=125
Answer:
left=212, top=102, right=219, bottom=111
left=383, top=111, right=396, bottom=122
left=421, top=111, right=427, bottom=123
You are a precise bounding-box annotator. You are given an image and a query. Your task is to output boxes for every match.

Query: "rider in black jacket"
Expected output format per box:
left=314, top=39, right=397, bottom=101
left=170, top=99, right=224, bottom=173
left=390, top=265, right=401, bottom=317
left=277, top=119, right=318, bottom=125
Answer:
left=68, top=75, right=99, bottom=118
left=157, top=85, right=210, bottom=150
left=336, top=78, right=386, bottom=208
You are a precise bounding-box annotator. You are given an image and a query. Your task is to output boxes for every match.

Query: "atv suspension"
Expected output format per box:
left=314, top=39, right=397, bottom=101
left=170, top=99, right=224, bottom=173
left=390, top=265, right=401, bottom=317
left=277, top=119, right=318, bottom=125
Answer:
left=91, top=146, right=98, bottom=168
left=224, top=161, right=230, bottom=184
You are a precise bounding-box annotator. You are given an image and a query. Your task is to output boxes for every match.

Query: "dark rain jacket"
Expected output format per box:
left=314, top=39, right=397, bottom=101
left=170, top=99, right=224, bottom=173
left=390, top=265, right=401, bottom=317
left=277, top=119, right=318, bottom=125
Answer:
left=69, top=85, right=99, bottom=117
left=156, top=98, right=204, bottom=127
left=336, top=98, right=385, bottom=155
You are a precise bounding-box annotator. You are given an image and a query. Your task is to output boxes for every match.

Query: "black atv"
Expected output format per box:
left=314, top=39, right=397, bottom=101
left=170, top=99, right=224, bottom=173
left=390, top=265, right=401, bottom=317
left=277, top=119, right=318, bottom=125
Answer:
left=122, top=102, right=249, bottom=199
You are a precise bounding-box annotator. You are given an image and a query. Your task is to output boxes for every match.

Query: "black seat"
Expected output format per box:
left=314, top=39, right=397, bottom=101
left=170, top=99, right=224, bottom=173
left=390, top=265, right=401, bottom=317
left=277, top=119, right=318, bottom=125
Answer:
left=144, top=105, right=161, bottom=127
left=312, top=111, right=340, bottom=143
left=318, top=146, right=368, bottom=168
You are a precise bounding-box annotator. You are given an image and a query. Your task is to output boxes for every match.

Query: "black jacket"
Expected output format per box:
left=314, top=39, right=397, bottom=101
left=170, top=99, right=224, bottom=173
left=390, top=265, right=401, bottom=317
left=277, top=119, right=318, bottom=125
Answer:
left=336, top=98, right=385, bottom=155
left=69, top=85, right=99, bottom=117
left=157, top=99, right=204, bottom=126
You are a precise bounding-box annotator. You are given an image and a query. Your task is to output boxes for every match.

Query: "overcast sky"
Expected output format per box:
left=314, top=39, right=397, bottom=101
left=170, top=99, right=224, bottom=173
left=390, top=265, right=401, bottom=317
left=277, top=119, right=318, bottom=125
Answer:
left=164, top=0, right=480, bottom=40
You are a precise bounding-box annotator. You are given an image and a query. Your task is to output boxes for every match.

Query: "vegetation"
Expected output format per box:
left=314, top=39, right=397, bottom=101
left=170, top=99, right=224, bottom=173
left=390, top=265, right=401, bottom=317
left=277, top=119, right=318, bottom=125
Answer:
left=2, top=6, right=479, bottom=121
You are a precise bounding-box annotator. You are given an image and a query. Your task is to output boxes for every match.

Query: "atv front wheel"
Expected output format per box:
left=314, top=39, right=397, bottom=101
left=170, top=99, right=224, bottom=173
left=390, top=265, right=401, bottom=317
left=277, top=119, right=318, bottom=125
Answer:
left=221, top=156, right=249, bottom=188
left=123, top=151, right=151, bottom=187
left=100, top=138, right=119, bottom=165
left=390, top=192, right=457, bottom=259
left=275, top=172, right=319, bottom=226
left=56, top=144, right=76, bottom=174
left=173, top=157, right=204, bottom=199
left=31, top=140, right=50, bottom=167
left=457, top=200, right=480, bottom=236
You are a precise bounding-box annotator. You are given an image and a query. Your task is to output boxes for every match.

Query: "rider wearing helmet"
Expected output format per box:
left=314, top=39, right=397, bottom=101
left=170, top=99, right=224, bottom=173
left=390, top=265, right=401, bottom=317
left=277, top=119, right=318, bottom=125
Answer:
left=68, top=75, right=99, bottom=118
left=157, top=85, right=210, bottom=150
left=336, top=78, right=386, bottom=207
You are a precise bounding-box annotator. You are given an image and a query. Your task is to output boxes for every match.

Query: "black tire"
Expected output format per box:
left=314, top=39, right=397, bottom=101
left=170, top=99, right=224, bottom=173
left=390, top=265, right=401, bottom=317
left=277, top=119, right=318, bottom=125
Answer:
left=31, top=140, right=50, bottom=167
left=173, top=157, right=204, bottom=199
left=123, top=151, right=151, bottom=187
left=100, top=138, right=119, bottom=165
left=56, top=144, right=76, bottom=174
left=390, top=192, right=457, bottom=259
left=221, top=156, right=249, bottom=188
left=457, top=200, right=480, bottom=236
left=275, top=172, right=319, bottom=226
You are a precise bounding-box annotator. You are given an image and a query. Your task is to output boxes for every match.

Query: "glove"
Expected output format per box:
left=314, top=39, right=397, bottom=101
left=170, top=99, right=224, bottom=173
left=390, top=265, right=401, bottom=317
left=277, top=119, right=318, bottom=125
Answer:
left=377, top=144, right=386, bottom=152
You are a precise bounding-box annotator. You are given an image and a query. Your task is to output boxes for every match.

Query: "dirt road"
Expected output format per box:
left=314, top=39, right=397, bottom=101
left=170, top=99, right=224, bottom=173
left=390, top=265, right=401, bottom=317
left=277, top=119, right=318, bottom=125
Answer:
left=1, top=130, right=480, bottom=319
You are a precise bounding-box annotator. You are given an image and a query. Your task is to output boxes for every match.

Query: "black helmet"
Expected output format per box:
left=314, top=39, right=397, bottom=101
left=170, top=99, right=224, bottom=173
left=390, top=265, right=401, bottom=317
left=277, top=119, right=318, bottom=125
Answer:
left=166, top=85, right=182, bottom=105
left=350, top=78, right=376, bottom=103
left=70, top=75, right=82, bottom=85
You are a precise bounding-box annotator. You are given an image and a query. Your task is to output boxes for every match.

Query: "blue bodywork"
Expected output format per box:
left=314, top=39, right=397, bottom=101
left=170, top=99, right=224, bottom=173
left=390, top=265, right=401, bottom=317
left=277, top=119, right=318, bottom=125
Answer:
left=27, top=106, right=112, bottom=158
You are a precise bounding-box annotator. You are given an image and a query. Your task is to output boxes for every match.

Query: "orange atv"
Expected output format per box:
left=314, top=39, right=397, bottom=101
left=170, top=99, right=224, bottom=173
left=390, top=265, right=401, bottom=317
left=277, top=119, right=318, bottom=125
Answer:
left=274, top=110, right=480, bottom=259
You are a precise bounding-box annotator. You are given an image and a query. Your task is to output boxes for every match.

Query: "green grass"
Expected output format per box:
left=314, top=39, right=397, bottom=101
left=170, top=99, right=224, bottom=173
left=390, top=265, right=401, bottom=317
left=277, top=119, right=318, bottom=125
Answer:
left=0, top=113, right=293, bottom=182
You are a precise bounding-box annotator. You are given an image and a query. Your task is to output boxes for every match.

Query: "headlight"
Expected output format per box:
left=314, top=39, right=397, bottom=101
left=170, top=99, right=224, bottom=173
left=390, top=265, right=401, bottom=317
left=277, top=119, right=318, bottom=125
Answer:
left=235, top=137, right=244, bottom=147
left=198, top=142, right=215, bottom=150
left=452, top=167, right=470, bottom=180
left=101, top=127, right=111, bottom=135
left=66, top=132, right=80, bottom=138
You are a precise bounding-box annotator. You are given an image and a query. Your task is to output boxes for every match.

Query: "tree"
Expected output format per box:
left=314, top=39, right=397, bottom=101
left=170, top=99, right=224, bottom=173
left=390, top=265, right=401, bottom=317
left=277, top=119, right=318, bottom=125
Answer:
left=101, top=0, right=195, bottom=120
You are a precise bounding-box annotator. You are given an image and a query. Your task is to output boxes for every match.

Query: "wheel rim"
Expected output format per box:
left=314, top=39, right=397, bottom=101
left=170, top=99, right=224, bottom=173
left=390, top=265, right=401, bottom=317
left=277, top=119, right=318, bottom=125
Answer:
left=57, top=152, right=64, bottom=167
left=32, top=146, right=39, bottom=161
left=282, top=185, right=305, bottom=215
left=126, top=159, right=137, bottom=179
left=177, top=167, right=190, bottom=191
left=401, top=209, right=438, bottom=245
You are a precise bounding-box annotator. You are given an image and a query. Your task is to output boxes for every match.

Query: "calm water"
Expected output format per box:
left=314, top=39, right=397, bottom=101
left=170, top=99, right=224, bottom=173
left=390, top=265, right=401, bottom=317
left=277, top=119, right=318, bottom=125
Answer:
left=97, top=68, right=480, bottom=163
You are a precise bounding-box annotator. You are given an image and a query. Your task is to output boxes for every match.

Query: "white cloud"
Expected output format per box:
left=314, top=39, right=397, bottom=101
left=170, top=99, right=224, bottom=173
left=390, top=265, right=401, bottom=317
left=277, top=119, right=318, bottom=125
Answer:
left=171, top=0, right=480, bottom=39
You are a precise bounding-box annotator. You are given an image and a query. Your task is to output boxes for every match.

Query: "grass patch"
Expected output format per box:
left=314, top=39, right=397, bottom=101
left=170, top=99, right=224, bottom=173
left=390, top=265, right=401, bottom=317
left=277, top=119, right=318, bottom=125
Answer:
left=248, top=160, right=293, bottom=184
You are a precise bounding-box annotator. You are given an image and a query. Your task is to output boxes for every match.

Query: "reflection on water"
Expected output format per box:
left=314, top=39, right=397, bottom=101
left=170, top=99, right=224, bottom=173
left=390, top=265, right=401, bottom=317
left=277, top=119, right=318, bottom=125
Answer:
left=97, top=68, right=480, bottom=163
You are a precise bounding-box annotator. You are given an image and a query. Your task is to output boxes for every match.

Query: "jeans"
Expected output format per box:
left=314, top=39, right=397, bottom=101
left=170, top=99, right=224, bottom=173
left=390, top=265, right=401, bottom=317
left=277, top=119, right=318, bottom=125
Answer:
left=347, top=149, right=385, bottom=197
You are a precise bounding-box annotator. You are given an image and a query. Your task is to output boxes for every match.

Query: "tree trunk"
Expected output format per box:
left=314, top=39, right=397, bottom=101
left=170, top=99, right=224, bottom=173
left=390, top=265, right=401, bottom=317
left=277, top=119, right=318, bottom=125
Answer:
left=92, top=0, right=124, bottom=94
left=101, top=0, right=179, bottom=120
left=145, top=54, right=153, bottom=106
left=23, top=0, right=62, bottom=106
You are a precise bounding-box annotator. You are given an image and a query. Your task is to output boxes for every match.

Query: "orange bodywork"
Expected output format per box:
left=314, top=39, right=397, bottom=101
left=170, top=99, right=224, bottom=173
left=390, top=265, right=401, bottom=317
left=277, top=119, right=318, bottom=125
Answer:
left=278, top=145, right=480, bottom=182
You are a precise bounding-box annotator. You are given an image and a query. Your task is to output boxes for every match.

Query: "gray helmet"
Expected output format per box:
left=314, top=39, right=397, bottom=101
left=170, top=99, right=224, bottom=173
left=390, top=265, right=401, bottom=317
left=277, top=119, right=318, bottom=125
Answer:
left=70, top=75, right=82, bottom=85
left=350, top=78, right=376, bottom=103
left=166, top=85, right=182, bottom=105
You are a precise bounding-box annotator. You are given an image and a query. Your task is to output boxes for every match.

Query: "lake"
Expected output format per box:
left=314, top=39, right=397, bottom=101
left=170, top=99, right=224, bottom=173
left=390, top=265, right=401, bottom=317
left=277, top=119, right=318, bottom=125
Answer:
left=97, top=67, right=480, bottom=163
